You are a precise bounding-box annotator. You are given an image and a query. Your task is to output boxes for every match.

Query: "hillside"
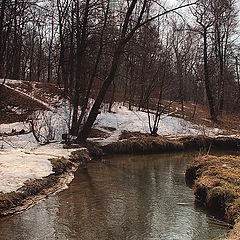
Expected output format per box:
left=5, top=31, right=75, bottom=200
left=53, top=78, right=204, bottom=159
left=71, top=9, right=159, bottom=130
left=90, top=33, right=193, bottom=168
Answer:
left=0, top=79, right=240, bottom=192
left=1, top=79, right=239, bottom=138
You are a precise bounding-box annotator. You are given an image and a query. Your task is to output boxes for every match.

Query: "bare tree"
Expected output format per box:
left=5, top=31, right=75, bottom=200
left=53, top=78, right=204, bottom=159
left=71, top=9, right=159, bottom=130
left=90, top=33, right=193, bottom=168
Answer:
left=78, top=0, right=197, bottom=141
left=191, top=0, right=218, bottom=122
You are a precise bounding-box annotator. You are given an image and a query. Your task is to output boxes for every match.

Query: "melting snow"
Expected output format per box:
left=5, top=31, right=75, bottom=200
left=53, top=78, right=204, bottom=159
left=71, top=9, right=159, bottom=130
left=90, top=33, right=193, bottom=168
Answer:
left=0, top=141, right=80, bottom=193
left=94, top=105, right=223, bottom=144
left=0, top=84, right=226, bottom=194
left=0, top=149, right=53, bottom=193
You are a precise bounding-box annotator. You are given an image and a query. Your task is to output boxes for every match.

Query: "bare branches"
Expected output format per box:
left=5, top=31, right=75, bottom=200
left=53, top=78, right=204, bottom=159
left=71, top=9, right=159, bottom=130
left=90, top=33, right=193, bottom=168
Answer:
left=28, top=111, right=57, bottom=144
left=140, top=1, right=199, bottom=28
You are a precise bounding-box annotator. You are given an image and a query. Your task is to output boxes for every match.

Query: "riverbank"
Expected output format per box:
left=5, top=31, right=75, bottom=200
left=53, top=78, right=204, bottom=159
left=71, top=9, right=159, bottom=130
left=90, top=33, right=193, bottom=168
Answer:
left=1, top=133, right=240, bottom=240
left=102, top=135, right=240, bottom=239
left=1, top=134, right=239, bottom=217
left=186, top=155, right=240, bottom=240
left=0, top=147, right=91, bottom=217
left=101, top=135, right=240, bottom=154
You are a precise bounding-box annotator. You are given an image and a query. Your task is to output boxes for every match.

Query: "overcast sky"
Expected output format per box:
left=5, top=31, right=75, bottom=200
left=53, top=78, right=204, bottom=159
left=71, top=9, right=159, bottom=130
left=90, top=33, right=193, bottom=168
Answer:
left=165, top=0, right=240, bottom=34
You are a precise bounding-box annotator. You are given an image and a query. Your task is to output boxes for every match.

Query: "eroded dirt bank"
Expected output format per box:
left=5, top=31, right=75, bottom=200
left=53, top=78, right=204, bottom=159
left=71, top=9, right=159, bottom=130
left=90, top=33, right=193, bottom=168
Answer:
left=186, top=155, right=240, bottom=240
left=0, top=147, right=92, bottom=217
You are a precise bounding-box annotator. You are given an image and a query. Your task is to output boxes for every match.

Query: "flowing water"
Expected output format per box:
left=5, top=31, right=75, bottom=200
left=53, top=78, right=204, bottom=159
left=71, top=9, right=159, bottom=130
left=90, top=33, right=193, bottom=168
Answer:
left=0, top=152, right=230, bottom=240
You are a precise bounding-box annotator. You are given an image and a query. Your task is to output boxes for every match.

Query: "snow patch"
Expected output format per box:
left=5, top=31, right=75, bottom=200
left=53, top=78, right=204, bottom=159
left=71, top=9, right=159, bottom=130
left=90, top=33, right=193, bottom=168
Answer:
left=0, top=149, right=53, bottom=193
left=0, top=122, right=29, bottom=134
left=94, top=105, right=223, bottom=144
left=0, top=142, right=81, bottom=193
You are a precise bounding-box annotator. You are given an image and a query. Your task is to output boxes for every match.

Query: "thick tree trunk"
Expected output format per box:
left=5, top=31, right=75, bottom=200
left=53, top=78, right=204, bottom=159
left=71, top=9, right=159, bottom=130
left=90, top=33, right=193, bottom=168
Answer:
left=0, top=0, right=7, bottom=77
left=75, top=0, right=110, bottom=130
left=77, top=43, right=124, bottom=141
left=203, top=27, right=217, bottom=122
left=71, top=0, right=90, bottom=135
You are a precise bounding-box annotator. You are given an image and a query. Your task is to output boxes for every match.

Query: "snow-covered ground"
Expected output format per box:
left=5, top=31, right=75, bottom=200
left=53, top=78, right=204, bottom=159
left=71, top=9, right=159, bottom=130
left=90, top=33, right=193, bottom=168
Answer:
left=93, top=104, right=223, bottom=144
left=0, top=80, right=228, bottom=194
left=0, top=135, right=79, bottom=193
left=0, top=101, right=224, bottom=193
left=0, top=149, right=53, bottom=193
left=0, top=101, right=76, bottom=193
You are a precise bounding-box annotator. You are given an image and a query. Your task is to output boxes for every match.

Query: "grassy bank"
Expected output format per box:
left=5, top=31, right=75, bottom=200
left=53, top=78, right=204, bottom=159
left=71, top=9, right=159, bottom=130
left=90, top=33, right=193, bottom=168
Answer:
left=179, top=136, right=240, bottom=151
left=102, top=135, right=240, bottom=155
left=102, top=136, right=184, bottom=154
left=186, top=155, right=240, bottom=240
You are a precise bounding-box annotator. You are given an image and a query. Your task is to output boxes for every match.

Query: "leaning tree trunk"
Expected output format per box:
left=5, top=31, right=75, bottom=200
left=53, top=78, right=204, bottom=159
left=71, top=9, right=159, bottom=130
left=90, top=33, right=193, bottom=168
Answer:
left=77, top=43, right=124, bottom=141
left=76, top=0, right=110, bottom=129
left=77, top=0, right=141, bottom=141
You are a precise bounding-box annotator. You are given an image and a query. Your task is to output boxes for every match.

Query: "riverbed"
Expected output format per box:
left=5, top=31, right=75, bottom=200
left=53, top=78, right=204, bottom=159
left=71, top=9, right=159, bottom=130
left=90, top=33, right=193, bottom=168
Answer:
left=0, top=152, right=230, bottom=240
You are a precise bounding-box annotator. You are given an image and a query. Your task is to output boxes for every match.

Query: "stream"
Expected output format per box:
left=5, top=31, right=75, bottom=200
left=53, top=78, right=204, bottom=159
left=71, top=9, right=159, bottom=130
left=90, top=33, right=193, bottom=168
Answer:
left=0, top=152, right=230, bottom=240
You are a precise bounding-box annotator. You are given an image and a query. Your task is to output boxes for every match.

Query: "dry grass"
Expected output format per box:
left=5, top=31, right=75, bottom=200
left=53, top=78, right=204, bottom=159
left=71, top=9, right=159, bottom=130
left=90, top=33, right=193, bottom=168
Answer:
left=88, top=128, right=110, bottom=139
left=186, top=155, right=240, bottom=226
left=101, top=126, right=116, bottom=132
left=77, top=141, right=103, bottom=160
left=186, top=155, right=240, bottom=240
left=180, top=136, right=240, bottom=152
left=102, top=136, right=184, bottom=154
left=102, top=135, right=240, bottom=156
left=50, top=157, right=74, bottom=175
left=226, top=221, right=240, bottom=240
left=119, top=130, right=150, bottom=140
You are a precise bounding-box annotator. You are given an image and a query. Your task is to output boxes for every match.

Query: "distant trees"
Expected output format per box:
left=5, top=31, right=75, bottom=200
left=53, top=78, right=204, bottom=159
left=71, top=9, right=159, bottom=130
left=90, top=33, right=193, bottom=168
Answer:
left=171, top=22, right=196, bottom=117
left=0, top=0, right=57, bottom=81
left=190, top=0, right=239, bottom=122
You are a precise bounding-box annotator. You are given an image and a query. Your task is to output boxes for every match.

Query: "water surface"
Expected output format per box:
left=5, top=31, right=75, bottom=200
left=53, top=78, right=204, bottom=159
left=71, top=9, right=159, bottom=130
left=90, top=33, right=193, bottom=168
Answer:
left=0, top=152, right=230, bottom=240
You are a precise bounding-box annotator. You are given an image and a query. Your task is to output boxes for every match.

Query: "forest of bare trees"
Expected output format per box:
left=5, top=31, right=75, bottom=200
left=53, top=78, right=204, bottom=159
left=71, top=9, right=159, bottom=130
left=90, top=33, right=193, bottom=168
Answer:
left=0, top=0, right=239, bottom=141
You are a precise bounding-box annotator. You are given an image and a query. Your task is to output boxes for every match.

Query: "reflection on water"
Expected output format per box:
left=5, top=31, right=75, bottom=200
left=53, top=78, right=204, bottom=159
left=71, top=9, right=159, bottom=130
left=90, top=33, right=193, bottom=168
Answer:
left=0, top=152, right=230, bottom=240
